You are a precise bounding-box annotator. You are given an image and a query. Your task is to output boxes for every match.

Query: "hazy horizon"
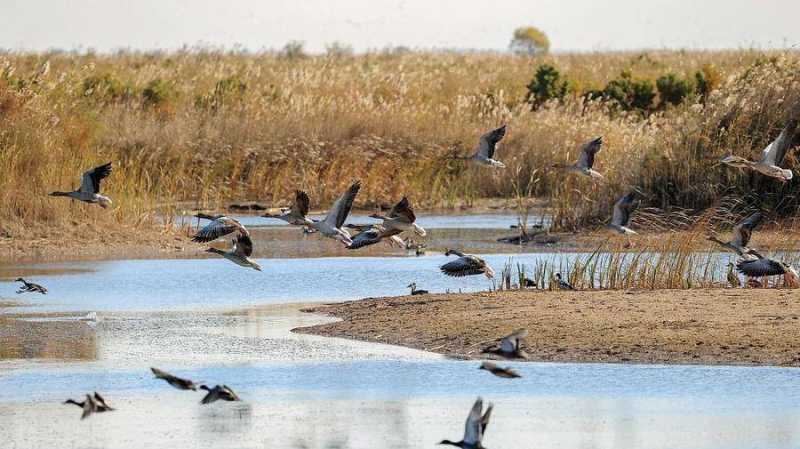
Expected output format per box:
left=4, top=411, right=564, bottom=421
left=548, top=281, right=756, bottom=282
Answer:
left=1, top=0, right=798, bottom=54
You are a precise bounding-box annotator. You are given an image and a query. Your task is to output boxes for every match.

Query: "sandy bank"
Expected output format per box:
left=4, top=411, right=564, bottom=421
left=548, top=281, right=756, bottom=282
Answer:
left=298, top=288, right=800, bottom=367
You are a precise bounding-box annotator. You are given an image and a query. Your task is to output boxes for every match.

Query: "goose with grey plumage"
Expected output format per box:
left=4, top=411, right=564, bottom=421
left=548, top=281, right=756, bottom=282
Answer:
left=191, top=213, right=249, bottom=243
left=479, top=361, right=521, bottom=379
left=482, top=328, right=528, bottom=360
left=369, top=196, right=427, bottom=237
left=206, top=233, right=262, bottom=271
left=440, top=249, right=494, bottom=279
left=607, top=192, right=638, bottom=235
left=49, top=162, right=114, bottom=208
left=439, top=397, right=493, bottom=449
left=200, top=384, right=240, bottom=404
left=15, top=278, right=47, bottom=294
left=457, top=125, right=507, bottom=168
left=736, top=257, right=800, bottom=288
left=308, top=181, right=361, bottom=245
left=720, top=116, right=798, bottom=183
left=151, top=367, right=199, bottom=391
left=262, top=190, right=314, bottom=227
left=553, top=136, right=604, bottom=178
left=64, top=392, right=114, bottom=420
left=707, top=212, right=764, bottom=258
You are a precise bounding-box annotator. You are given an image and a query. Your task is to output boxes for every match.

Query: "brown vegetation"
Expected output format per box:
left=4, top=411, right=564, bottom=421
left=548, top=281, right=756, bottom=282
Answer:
left=1, top=49, right=799, bottom=245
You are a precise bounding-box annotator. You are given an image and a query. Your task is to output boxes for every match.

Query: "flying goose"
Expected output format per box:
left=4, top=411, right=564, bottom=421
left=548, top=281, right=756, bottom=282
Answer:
left=479, top=361, right=521, bottom=379
left=206, top=234, right=262, bottom=271
left=262, top=190, right=314, bottom=226
left=720, top=118, right=798, bottom=183
left=608, top=192, right=638, bottom=235
left=554, top=273, right=575, bottom=290
left=441, top=250, right=494, bottom=279
left=151, top=367, right=199, bottom=391
left=439, top=397, right=493, bottom=449
left=346, top=225, right=400, bottom=250
left=200, top=385, right=241, bottom=404
left=707, top=212, right=764, bottom=258
left=482, top=328, right=528, bottom=360
left=14, top=278, right=47, bottom=294
left=553, top=137, right=603, bottom=178
left=308, top=181, right=361, bottom=245
left=736, top=258, right=800, bottom=287
left=49, top=162, right=113, bottom=208
left=457, top=125, right=507, bottom=168
left=407, top=282, right=429, bottom=295
left=64, top=392, right=114, bottom=420
left=191, top=214, right=249, bottom=243
left=370, top=197, right=427, bottom=237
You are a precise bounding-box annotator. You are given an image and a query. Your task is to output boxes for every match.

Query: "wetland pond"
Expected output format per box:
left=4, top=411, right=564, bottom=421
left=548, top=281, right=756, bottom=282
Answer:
left=1, top=213, right=798, bottom=449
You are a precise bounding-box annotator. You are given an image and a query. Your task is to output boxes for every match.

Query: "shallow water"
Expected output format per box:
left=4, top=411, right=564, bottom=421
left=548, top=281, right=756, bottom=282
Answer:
left=1, top=213, right=798, bottom=448
left=0, top=307, right=799, bottom=449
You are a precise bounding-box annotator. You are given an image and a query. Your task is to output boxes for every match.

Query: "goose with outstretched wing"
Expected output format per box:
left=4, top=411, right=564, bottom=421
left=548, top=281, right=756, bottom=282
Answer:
left=309, top=181, right=361, bottom=245
left=554, top=137, right=603, bottom=178
left=50, top=162, right=114, bottom=208
left=439, top=397, right=493, bottom=449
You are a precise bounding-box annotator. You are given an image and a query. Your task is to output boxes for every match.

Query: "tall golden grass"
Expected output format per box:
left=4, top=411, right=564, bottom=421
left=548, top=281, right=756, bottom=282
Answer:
left=1, top=48, right=799, bottom=239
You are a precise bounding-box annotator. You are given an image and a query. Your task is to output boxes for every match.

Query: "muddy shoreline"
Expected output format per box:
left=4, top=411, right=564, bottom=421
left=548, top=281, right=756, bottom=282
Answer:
left=297, top=288, right=800, bottom=367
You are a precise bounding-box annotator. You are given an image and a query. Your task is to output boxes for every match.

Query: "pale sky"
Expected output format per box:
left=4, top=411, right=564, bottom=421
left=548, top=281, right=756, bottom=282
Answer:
left=0, top=0, right=798, bottom=53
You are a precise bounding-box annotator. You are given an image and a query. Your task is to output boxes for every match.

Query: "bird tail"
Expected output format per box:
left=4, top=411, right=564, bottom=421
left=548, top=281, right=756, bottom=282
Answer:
left=49, top=191, right=69, bottom=197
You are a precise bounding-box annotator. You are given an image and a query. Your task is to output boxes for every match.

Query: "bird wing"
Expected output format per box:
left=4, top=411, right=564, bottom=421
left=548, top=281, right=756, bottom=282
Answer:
left=440, top=256, right=485, bottom=277
left=81, top=394, right=96, bottom=420
left=500, top=328, right=528, bottom=352
left=192, top=217, right=244, bottom=243
left=78, top=162, right=113, bottom=195
left=759, top=120, right=798, bottom=166
left=233, top=234, right=254, bottom=257
left=476, top=125, right=506, bottom=159
left=200, top=388, right=218, bottom=404
left=481, top=403, right=493, bottom=434
left=221, top=385, right=240, bottom=401
left=737, top=258, right=786, bottom=277
left=93, top=392, right=112, bottom=410
left=463, top=398, right=484, bottom=445
left=388, top=196, right=416, bottom=223
left=347, top=227, right=383, bottom=249
left=151, top=367, right=173, bottom=379
left=576, top=137, right=603, bottom=169
left=324, top=181, right=361, bottom=229
left=291, top=190, right=310, bottom=218
left=732, top=212, right=762, bottom=247
left=611, top=192, right=636, bottom=227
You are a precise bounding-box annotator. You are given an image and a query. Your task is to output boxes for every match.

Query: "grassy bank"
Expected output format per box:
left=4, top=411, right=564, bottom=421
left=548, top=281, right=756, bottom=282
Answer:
left=1, top=49, right=800, bottom=241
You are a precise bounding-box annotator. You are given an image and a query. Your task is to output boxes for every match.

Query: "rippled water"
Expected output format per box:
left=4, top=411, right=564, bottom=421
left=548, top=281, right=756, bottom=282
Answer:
left=1, top=214, right=798, bottom=449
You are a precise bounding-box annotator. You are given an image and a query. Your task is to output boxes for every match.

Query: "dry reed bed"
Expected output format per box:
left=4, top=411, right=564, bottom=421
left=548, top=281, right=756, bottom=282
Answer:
left=1, top=49, right=799, bottom=242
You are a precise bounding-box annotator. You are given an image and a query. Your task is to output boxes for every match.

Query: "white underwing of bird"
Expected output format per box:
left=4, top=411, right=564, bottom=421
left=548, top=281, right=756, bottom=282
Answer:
left=49, top=162, right=113, bottom=208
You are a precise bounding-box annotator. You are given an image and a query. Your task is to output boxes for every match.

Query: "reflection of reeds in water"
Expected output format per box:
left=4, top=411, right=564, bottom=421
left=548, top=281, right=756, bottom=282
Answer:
left=496, top=232, right=800, bottom=291
left=0, top=317, right=97, bottom=360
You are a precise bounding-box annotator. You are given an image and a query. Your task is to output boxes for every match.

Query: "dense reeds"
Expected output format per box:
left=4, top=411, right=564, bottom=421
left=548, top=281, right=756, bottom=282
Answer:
left=1, top=49, right=799, bottom=239
left=496, top=230, right=800, bottom=291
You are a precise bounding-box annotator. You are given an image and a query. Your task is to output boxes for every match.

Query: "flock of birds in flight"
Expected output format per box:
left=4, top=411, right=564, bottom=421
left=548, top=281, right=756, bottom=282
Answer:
left=14, top=117, right=800, bottom=446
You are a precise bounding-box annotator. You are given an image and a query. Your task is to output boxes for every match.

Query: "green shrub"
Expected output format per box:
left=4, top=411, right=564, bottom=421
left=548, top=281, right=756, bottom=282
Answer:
left=142, top=78, right=174, bottom=106
left=195, top=76, right=247, bottom=111
left=602, top=71, right=655, bottom=111
left=656, top=73, right=693, bottom=107
left=525, top=64, right=570, bottom=109
left=82, top=73, right=134, bottom=102
left=694, top=64, right=721, bottom=102
left=280, top=41, right=307, bottom=60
